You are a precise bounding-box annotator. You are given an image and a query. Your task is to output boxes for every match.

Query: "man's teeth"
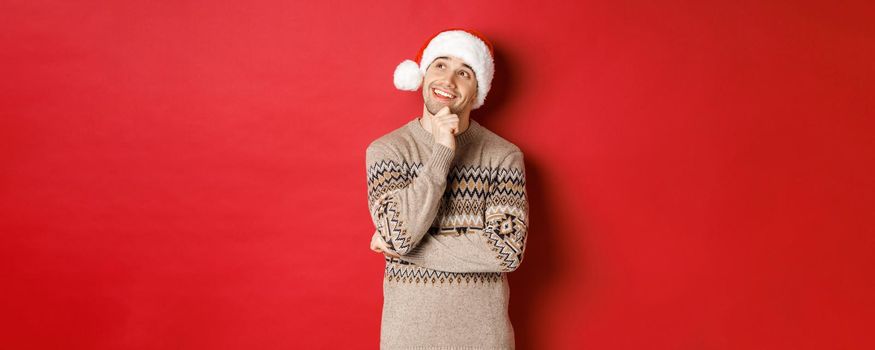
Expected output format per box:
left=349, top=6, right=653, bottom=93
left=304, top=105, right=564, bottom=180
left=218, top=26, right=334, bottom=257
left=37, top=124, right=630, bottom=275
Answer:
left=434, top=89, right=455, bottom=98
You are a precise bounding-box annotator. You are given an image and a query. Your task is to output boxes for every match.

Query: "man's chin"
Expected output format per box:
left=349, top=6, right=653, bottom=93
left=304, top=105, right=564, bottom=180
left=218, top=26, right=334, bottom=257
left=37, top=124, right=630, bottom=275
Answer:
left=426, top=101, right=455, bottom=115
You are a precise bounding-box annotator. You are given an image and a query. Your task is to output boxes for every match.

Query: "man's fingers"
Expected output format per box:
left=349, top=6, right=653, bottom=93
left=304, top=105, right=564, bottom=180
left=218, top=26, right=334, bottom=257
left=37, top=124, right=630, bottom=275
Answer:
left=377, top=241, right=400, bottom=258
left=370, top=230, right=401, bottom=258
left=382, top=247, right=400, bottom=258
left=371, top=243, right=385, bottom=254
left=377, top=239, right=391, bottom=252
left=433, top=114, right=459, bottom=125
left=370, top=232, right=392, bottom=256
left=370, top=232, right=385, bottom=253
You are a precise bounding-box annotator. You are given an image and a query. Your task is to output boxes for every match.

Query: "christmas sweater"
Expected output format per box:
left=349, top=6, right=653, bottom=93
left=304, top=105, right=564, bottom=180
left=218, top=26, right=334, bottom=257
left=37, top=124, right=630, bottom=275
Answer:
left=366, top=117, right=529, bottom=349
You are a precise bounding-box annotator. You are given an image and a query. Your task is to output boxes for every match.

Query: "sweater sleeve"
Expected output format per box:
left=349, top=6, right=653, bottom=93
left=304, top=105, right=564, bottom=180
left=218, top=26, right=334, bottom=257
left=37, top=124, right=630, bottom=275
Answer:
left=398, top=150, right=529, bottom=273
left=366, top=140, right=456, bottom=256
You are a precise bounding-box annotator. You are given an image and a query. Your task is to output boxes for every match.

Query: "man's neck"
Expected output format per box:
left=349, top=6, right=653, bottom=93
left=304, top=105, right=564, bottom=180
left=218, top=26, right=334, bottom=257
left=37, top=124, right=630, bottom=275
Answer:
left=419, top=105, right=471, bottom=135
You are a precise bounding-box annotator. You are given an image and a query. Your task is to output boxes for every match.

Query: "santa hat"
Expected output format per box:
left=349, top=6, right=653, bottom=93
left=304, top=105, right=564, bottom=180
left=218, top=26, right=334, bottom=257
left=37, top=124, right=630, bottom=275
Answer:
left=393, top=28, right=495, bottom=110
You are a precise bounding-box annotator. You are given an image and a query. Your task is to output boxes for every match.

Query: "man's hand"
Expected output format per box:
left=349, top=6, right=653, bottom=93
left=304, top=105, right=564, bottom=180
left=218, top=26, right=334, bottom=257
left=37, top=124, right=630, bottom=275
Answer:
left=370, top=230, right=401, bottom=258
left=431, top=106, right=459, bottom=150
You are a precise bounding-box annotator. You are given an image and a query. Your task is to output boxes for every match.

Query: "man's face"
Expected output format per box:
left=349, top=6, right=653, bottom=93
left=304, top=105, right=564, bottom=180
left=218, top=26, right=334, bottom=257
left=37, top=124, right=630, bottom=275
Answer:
left=422, top=55, right=478, bottom=116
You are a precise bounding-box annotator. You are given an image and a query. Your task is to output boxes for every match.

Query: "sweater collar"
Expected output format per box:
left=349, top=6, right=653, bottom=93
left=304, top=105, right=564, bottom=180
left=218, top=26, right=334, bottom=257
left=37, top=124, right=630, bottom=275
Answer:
left=407, top=116, right=482, bottom=147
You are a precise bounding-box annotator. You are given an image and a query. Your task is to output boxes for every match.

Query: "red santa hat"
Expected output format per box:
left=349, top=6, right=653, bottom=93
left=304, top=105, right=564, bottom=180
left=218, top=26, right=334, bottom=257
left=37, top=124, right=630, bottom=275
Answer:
left=393, top=28, right=495, bottom=110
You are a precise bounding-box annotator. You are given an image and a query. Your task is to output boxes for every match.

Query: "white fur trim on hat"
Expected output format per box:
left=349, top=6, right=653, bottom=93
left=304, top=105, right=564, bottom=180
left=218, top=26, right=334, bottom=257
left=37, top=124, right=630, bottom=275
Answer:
left=395, top=30, right=495, bottom=110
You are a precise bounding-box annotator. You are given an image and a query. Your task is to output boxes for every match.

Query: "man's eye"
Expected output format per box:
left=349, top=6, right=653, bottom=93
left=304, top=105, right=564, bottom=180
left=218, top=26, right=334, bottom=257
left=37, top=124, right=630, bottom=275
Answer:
left=460, top=71, right=469, bottom=78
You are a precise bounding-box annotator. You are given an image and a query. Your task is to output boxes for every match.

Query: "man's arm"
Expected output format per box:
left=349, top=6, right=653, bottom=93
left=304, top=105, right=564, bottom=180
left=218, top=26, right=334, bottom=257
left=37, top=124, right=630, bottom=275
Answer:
left=398, top=150, right=529, bottom=273
left=366, top=140, right=455, bottom=256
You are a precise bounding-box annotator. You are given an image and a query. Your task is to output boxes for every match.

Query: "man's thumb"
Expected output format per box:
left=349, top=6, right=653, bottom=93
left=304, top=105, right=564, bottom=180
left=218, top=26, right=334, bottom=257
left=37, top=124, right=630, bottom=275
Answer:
left=436, top=106, right=450, bottom=116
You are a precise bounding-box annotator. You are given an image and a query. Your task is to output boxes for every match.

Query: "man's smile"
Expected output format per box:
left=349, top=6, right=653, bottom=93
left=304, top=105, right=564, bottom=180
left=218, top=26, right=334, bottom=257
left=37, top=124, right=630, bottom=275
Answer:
left=432, top=87, right=456, bottom=101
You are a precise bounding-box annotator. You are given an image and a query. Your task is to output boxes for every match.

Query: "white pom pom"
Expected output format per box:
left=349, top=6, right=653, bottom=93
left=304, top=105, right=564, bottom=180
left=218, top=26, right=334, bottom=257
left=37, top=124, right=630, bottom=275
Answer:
left=393, top=59, right=422, bottom=91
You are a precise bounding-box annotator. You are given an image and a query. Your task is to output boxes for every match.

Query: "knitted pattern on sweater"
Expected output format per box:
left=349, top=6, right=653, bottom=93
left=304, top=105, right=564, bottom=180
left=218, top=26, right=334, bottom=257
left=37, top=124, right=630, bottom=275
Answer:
left=366, top=117, right=528, bottom=349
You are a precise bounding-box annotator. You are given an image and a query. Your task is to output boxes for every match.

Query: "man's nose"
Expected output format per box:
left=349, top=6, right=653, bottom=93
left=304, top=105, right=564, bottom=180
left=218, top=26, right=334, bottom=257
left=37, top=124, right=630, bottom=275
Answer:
left=439, top=72, right=457, bottom=88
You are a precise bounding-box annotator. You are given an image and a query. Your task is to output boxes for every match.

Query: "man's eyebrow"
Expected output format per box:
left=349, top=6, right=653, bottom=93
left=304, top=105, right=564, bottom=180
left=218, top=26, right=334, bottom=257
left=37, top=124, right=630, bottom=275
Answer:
left=434, top=56, right=474, bottom=72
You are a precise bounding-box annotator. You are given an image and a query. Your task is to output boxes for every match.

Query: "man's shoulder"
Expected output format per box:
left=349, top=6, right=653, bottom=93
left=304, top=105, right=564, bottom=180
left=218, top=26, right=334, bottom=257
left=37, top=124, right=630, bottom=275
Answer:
left=476, top=123, right=523, bottom=157
left=366, top=119, right=416, bottom=156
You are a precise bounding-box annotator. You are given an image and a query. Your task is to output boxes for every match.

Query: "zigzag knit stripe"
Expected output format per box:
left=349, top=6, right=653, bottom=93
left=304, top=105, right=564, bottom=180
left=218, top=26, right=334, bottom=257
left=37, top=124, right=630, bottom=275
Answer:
left=384, top=257, right=503, bottom=284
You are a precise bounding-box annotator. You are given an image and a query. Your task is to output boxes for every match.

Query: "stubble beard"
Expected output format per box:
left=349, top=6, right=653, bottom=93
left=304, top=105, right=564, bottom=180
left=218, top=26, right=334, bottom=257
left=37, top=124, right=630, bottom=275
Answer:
left=425, top=99, right=456, bottom=116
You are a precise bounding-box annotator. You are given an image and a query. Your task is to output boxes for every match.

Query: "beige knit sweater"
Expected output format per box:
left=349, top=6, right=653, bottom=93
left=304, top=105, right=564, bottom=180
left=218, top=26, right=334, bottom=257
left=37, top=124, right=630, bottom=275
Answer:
left=366, top=117, right=529, bottom=350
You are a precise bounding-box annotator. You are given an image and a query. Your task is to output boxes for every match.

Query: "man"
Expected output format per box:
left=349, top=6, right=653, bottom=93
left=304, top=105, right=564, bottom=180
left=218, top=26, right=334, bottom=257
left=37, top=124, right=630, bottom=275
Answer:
left=365, top=28, right=529, bottom=349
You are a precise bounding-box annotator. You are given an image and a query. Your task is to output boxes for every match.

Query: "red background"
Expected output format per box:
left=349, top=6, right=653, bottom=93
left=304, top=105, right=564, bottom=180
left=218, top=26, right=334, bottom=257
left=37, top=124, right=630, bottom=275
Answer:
left=2, top=0, right=873, bottom=349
